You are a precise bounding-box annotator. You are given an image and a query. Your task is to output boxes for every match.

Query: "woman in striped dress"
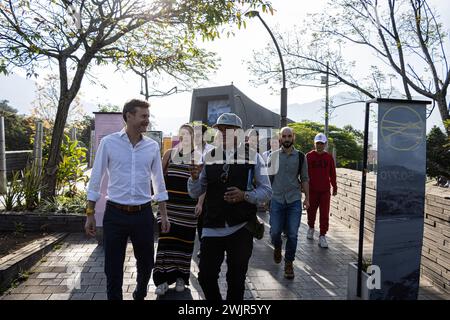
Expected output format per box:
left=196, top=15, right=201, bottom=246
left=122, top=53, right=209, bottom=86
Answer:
left=153, top=124, right=199, bottom=296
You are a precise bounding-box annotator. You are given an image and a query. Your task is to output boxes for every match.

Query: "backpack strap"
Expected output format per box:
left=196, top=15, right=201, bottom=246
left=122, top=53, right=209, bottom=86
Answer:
left=268, top=150, right=304, bottom=184
left=297, top=150, right=305, bottom=182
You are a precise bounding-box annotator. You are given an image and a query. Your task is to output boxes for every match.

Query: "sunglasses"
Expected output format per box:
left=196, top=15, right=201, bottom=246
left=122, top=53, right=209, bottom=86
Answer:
left=220, top=163, right=230, bottom=183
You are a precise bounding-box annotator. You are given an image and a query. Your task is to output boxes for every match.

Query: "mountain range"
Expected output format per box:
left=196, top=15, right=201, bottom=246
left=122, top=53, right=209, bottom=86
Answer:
left=0, top=74, right=444, bottom=141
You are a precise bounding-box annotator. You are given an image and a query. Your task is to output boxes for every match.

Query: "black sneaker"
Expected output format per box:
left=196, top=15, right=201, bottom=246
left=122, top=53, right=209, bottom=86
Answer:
left=284, top=261, right=294, bottom=279
left=273, top=247, right=282, bottom=264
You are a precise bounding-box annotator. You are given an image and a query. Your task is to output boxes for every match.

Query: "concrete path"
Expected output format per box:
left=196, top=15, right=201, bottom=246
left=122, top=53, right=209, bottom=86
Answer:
left=1, top=211, right=448, bottom=300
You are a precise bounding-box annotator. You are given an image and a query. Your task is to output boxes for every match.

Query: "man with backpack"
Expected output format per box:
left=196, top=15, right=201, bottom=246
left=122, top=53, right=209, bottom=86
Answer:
left=267, top=127, right=309, bottom=279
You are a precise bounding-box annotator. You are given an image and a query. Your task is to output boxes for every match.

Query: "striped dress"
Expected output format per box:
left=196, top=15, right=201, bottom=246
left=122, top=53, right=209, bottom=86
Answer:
left=153, top=154, right=198, bottom=286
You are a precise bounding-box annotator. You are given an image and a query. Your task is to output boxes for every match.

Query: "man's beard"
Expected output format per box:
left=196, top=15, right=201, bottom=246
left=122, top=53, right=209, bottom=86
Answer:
left=282, top=141, right=293, bottom=148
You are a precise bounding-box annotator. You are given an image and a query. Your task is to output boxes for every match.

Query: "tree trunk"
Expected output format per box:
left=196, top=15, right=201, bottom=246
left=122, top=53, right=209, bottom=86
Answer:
left=436, top=94, right=450, bottom=136
left=41, top=55, right=89, bottom=199
left=41, top=97, right=72, bottom=199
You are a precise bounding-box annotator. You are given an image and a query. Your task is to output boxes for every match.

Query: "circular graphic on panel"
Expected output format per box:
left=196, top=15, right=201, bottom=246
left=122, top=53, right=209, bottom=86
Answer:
left=380, top=106, right=424, bottom=151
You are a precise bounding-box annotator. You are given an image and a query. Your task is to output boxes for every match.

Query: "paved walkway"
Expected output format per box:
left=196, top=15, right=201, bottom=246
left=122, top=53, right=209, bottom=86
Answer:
left=1, top=211, right=448, bottom=300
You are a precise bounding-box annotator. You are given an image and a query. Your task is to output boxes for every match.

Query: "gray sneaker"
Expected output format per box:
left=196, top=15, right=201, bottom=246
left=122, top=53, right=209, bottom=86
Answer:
left=318, top=235, right=328, bottom=248
left=155, top=282, right=168, bottom=295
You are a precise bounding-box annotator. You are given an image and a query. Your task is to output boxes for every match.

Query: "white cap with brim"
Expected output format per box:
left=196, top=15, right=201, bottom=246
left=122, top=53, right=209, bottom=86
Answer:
left=314, top=133, right=327, bottom=143
left=212, top=112, right=243, bottom=129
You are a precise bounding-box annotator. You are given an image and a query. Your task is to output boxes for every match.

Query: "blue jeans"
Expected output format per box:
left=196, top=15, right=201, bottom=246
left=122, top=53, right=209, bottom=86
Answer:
left=269, top=199, right=302, bottom=262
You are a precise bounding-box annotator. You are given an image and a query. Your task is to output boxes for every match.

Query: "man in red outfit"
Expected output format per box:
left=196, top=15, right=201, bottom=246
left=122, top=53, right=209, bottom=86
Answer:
left=306, top=133, right=337, bottom=248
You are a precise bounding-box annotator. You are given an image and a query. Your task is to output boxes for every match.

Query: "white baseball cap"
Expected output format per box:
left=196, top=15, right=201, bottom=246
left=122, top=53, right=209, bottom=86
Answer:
left=314, top=133, right=327, bottom=144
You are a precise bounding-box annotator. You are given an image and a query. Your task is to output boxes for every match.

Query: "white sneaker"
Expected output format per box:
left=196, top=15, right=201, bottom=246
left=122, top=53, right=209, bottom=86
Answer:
left=307, top=228, right=314, bottom=240
left=155, top=282, right=168, bottom=295
left=319, top=235, right=329, bottom=248
left=175, top=278, right=185, bottom=292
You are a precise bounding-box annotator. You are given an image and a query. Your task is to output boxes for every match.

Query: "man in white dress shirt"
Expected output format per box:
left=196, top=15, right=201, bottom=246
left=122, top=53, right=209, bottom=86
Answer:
left=84, top=99, right=170, bottom=300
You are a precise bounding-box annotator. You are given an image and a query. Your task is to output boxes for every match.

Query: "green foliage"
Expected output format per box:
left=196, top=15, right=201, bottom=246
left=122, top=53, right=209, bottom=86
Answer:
left=13, top=222, right=25, bottom=237
left=0, top=100, right=34, bottom=150
left=72, top=115, right=94, bottom=149
left=288, top=121, right=363, bottom=168
left=21, top=164, right=43, bottom=211
left=41, top=133, right=88, bottom=196
left=426, top=126, right=450, bottom=179
left=444, top=120, right=450, bottom=136
left=6, top=270, right=32, bottom=294
left=55, top=135, right=88, bottom=196
left=0, top=171, right=23, bottom=211
left=97, top=104, right=121, bottom=113
left=37, top=191, right=87, bottom=215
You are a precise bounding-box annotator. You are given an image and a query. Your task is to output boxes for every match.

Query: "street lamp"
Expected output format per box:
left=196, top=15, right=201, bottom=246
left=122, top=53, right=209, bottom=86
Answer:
left=245, top=10, right=287, bottom=128
left=321, top=62, right=329, bottom=140
left=234, top=95, right=249, bottom=129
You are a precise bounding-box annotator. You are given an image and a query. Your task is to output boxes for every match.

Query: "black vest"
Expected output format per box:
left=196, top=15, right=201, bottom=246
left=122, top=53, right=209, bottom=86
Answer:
left=203, top=148, right=257, bottom=228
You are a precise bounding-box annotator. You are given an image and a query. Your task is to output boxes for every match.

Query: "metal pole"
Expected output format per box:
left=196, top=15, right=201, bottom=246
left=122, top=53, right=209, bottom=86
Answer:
left=254, top=12, right=287, bottom=128
left=281, top=88, right=287, bottom=128
left=140, top=71, right=153, bottom=131
left=357, top=101, right=371, bottom=298
left=70, top=127, right=77, bottom=141
left=88, top=129, right=95, bottom=169
left=0, top=117, right=7, bottom=194
left=35, top=121, right=43, bottom=174
left=325, top=62, right=329, bottom=139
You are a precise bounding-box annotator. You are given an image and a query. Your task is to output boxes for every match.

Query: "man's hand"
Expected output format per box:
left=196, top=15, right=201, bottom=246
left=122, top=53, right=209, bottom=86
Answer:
left=332, top=188, right=338, bottom=196
left=85, top=215, right=96, bottom=237
left=189, top=161, right=204, bottom=180
left=194, top=203, right=203, bottom=217
left=303, top=198, right=310, bottom=210
left=224, top=187, right=245, bottom=204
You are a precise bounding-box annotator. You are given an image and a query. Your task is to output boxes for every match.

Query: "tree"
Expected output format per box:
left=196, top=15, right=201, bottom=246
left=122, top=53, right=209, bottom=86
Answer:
left=426, top=126, right=450, bottom=180
left=97, top=103, right=121, bottom=113
left=0, top=0, right=272, bottom=198
left=0, top=99, right=33, bottom=150
left=72, top=115, right=94, bottom=149
left=343, top=125, right=364, bottom=145
left=31, top=74, right=85, bottom=126
left=248, top=0, right=450, bottom=134
left=289, top=121, right=363, bottom=168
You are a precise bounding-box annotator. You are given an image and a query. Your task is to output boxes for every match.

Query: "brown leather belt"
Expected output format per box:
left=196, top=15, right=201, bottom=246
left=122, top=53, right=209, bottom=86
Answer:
left=107, top=200, right=152, bottom=213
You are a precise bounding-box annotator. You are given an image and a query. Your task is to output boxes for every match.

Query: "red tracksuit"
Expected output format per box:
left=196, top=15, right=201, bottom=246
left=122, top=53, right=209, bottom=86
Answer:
left=306, top=150, right=337, bottom=236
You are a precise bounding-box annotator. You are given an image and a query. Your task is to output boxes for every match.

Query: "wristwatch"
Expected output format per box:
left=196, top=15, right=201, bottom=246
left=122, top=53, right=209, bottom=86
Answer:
left=244, top=192, right=250, bottom=202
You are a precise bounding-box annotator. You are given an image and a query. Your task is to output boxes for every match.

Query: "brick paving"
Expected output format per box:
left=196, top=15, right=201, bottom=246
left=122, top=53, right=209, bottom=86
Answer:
left=1, top=211, right=448, bottom=300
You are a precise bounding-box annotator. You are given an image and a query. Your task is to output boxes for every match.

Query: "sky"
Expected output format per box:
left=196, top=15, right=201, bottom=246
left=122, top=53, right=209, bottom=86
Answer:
left=82, top=0, right=331, bottom=135
left=0, top=0, right=449, bottom=138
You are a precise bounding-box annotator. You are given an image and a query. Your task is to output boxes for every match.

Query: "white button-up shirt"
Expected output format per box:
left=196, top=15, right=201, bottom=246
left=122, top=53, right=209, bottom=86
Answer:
left=87, top=129, right=168, bottom=205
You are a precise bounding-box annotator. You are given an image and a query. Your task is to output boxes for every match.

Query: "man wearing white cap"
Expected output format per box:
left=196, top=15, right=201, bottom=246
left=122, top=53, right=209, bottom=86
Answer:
left=306, top=133, right=337, bottom=248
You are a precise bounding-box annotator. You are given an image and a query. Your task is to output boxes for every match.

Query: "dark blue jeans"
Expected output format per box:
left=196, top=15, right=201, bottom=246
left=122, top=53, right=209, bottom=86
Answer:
left=103, top=202, right=154, bottom=300
left=269, top=199, right=302, bottom=262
